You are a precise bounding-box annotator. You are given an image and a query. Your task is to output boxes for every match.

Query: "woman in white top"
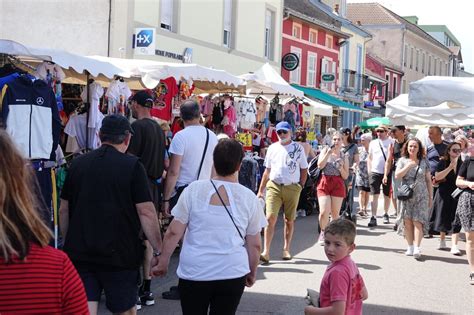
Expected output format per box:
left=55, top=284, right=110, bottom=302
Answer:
left=153, top=139, right=267, bottom=315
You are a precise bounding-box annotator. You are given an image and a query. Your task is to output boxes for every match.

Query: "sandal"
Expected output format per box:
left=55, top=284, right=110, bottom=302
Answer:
left=282, top=250, right=292, bottom=260
left=259, top=253, right=270, bottom=264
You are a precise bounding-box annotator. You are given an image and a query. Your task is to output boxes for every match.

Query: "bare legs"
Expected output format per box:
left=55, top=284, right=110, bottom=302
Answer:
left=404, top=219, right=423, bottom=247
left=466, top=231, right=474, bottom=273
left=318, top=195, right=343, bottom=231
left=359, top=190, right=369, bottom=215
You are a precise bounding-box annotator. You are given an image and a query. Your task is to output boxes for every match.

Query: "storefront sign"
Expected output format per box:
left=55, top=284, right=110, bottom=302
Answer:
left=133, top=28, right=156, bottom=55
left=282, top=53, right=299, bottom=71
left=235, top=133, right=252, bottom=147
left=154, top=47, right=193, bottom=63
left=364, top=101, right=374, bottom=107
left=321, top=73, right=336, bottom=83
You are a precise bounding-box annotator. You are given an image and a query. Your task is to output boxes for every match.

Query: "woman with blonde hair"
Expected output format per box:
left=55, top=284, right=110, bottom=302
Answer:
left=0, top=130, right=88, bottom=313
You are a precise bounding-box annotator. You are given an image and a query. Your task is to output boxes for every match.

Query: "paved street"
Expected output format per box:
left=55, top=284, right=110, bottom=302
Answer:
left=99, top=197, right=473, bottom=315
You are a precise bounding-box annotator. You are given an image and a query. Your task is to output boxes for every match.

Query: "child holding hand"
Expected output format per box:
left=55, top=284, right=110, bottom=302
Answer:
left=305, top=219, right=368, bottom=315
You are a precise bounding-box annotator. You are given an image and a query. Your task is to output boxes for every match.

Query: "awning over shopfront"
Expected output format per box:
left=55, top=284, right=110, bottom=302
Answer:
left=291, top=84, right=367, bottom=112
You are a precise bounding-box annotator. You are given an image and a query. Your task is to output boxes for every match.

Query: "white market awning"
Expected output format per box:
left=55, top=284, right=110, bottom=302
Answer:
left=240, top=63, right=304, bottom=97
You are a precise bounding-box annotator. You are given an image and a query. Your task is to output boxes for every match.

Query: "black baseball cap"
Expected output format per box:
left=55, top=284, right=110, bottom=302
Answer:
left=130, top=90, right=154, bottom=108
left=100, top=114, right=134, bottom=135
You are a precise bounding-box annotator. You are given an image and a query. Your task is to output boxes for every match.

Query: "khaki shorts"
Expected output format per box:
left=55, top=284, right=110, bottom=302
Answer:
left=265, top=180, right=302, bottom=221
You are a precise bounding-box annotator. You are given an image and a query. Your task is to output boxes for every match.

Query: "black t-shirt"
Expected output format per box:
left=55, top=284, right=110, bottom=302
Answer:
left=436, top=159, right=462, bottom=193
left=128, top=118, right=165, bottom=180
left=61, top=145, right=152, bottom=269
left=458, top=158, right=474, bottom=182
left=392, top=138, right=407, bottom=170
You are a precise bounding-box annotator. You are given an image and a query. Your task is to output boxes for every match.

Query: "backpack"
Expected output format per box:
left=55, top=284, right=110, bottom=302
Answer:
left=307, top=153, right=322, bottom=182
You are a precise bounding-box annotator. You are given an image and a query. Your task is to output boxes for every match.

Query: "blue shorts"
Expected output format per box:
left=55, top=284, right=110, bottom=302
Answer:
left=77, top=267, right=139, bottom=313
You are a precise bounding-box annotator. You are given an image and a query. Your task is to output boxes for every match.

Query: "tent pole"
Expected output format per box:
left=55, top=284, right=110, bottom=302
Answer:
left=85, top=71, right=90, bottom=151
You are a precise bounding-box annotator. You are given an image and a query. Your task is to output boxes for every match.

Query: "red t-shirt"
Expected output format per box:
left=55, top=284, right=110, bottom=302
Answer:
left=0, top=243, right=89, bottom=314
left=150, top=77, right=179, bottom=121
left=319, top=255, right=365, bottom=315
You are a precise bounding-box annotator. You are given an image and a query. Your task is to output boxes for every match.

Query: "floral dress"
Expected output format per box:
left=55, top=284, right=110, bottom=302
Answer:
left=396, top=157, right=430, bottom=235
left=355, top=148, right=369, bottom=189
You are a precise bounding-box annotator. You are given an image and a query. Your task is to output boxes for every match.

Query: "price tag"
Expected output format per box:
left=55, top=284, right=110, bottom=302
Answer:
left=235, top=133, right=252, bottom=147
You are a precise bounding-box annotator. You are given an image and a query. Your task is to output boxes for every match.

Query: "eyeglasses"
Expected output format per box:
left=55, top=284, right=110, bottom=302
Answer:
left=277, top=130, right=288, bottom=135
left=451, top=149, right=461, bottom=153
left=376, top=130, right=386, bottom=133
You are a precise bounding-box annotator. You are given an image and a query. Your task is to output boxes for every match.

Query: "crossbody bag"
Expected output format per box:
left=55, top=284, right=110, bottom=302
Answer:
left=210, top=180, right=245, bottom=241
left=397, top=160, right=421, bottom=201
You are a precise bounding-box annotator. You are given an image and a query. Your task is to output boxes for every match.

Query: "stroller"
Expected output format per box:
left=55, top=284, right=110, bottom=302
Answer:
left=297, top=176, right=319, bottom=216
left=340, top=173, right=357, bottom=224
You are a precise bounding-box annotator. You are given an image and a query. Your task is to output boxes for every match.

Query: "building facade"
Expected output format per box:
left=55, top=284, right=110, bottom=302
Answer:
left=347, top=3, right=452, bottom=96
left=1, top=0, right=284, bottom=76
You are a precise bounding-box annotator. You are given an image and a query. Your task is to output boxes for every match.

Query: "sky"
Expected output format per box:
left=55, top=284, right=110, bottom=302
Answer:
left=347, top=0, right=474, bottom=73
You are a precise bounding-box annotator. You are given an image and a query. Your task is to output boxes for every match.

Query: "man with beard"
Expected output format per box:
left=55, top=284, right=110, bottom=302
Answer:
left=128, top=90, right=166, bottom=309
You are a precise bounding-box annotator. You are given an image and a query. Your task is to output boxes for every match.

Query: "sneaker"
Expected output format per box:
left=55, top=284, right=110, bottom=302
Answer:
left=318, top=231, right=325, bottom=246
left=413, top=247, right=422, bottom=260
left=139, top=291, right=155, bottom=306
left=405, top=246, right=414, bottom=256
left=383, top=213, right=390, bottom=224
left=368, top=216, right=377, bottom=227
left=136, top=296, right=142, bottom=311
left=470, top=273, right=474, bottom=285
left=438, top=239, right=447, bottom=250
left=450, top=246, right=461, bottom=256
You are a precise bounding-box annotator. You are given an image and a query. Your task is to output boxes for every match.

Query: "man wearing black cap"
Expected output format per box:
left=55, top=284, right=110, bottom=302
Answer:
left=128, top=90, right=166, bottom=308
left=59, top=114, right=162, bottom=315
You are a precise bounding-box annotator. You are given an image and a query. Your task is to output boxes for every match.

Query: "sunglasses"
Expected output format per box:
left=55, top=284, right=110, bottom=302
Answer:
left=277, top=130, right=288, bottom=135
left=376, top=130, right=386, bottom=133
left=451, top=149, right=461, bottom=153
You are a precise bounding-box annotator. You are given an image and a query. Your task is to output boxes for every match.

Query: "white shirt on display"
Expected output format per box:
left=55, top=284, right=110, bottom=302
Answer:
left=169, top=125, right=218, bottom=187
left=172, top=180, right=268, bottom=281
left=368, top=137, right=394, bottom=174
left=264, top=141, right=308, bottom=185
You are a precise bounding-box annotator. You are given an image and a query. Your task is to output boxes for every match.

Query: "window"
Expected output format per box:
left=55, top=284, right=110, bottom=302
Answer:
left=223, top=0, right=232, bottom=47
left=292, top=23, right=302, bottom=39
left=393, top=76, right=397, bottom=97
left=415, top=50, right=419, bottom=72
left=404, top=45, right=408, bottom=67
left=264, top=9, right=274, bottom=60
left=309, top=30, right=318, bottom=44
left=307, top=53, right=317, bottom=87
left=402, top=79, right=407, bottom=94
left=446, top=62, right=449, bottom=76
left=410, top=47, right=414, bottom=69
left=325, top=35, right=333, bottom=49
left=160, top=0, right=174, bottom=31
left=428, top=55, right=432, bottom=75
left=289, top=47, right=301, bottom=84
left=422, top=52, right=425, bottom=74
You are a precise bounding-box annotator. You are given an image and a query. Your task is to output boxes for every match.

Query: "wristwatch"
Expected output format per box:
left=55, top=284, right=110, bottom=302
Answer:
left=153, top=250, right=161, bottom=257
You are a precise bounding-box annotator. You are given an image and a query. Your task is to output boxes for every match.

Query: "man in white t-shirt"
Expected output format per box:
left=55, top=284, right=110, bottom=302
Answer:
left=257, top=121, right=308, bottom=263
left=163, top=100, right=218, bottom=216
left=367, top=125, right=394, bottom=227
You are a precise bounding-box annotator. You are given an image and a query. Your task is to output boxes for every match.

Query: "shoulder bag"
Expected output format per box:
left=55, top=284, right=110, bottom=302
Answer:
left=210, top=180, right=245, bottom=241
left=170, top=128, right=210, bottom=207
left=397, top=160, right=421, bottom=201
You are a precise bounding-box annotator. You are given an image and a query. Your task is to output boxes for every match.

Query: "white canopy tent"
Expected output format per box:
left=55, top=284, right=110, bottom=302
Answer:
left=386, top=94, right=474, bottom=127
left=409, top=76, right=474, bottom=108
left=240, top=63, right=304, bottom=97
left=0, top=39, right=245, bottom=92
left=301, top=96, right=333, bottom=117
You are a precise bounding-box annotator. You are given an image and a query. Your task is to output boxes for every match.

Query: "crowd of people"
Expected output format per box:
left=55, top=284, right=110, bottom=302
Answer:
left=0, top=94, right=473, bottom=314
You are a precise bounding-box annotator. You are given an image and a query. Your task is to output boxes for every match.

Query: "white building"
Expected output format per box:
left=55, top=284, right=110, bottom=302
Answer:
left=0, top=0, right=283, bottom=75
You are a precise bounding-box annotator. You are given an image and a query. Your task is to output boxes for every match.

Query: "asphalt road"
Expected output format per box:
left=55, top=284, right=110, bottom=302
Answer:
left=99, top=200, right=474, bottom=314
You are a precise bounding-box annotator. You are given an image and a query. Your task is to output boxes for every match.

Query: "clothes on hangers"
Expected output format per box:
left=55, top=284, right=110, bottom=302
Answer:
left=200, top=95, right=214, bottom=116
left=65, top=111, right=104, bottom=151
left=238, top=155, right=259, bottom=193
left=106, top=79, right=131, bottom=115
left=222, top=103, right=237, bottom=138
left=1, top=75, right=61, bottom=160
left=80, top=81, right=104, bottom=130
left=235, top=98, right=257, bottom=130
left=151, top=77, right=179, bottom=121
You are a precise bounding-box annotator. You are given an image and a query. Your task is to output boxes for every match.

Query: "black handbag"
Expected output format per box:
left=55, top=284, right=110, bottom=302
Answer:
left=397, top=160, right=421, bottom=201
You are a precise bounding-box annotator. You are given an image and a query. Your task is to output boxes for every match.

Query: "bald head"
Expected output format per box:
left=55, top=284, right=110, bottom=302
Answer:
left=180, top=100, right=200, bottom=121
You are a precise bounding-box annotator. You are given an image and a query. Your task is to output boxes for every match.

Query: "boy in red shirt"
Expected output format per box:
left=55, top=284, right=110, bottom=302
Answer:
left=305, top=219, right=368, bottom=315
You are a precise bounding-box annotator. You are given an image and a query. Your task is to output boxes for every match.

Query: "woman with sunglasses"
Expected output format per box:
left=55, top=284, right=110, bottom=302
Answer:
left=431, top=142, right=463, bottom=255
left=316, top=132, right=349, bottom=245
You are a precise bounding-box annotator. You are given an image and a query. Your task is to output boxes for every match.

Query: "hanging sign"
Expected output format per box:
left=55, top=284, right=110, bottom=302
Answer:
left=282, top=53, right=300, bottom=71
left=321, top=73, right=336, bottom=83
left=235, top=133, right=252, bottom=147
left=133, top=28, right=156, bottom=55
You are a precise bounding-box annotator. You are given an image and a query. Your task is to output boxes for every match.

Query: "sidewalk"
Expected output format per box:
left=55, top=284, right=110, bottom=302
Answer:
left=99, top=198, right=473, bottom=314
